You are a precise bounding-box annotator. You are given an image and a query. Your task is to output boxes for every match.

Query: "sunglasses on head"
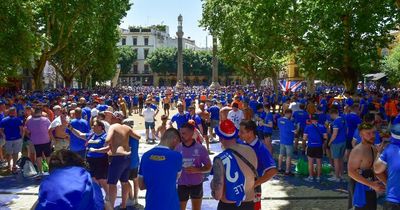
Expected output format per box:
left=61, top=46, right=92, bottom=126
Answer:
left=358, top=123, right=374, bottom=130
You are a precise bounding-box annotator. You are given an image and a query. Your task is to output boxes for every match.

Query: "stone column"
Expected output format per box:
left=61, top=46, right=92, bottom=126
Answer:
left=209, top=36, right=220, bottom=89
left=176, top=14, right=184, bottom=89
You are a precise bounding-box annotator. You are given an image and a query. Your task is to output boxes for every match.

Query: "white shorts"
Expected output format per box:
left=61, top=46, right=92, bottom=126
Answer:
left=5, top=139, right=23, bottom=155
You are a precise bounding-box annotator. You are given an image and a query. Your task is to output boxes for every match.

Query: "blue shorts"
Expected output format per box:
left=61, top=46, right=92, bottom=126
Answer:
left=330, top=142, right=346, bottom=159
left=257, top=130, right=272, bottom=140
left=107, top=155, right=131, bottom=184
left=145, top=122, right=155, bottom=129
left=279, top=144, right=294, bottom=158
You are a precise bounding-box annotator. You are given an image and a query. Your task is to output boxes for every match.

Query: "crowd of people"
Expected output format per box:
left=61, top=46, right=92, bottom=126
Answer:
left=0, top=85, right=399, bottom=210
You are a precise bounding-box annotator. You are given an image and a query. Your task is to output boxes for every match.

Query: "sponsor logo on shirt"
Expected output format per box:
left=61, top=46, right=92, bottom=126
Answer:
left=149, top=155, right=166, bottom=161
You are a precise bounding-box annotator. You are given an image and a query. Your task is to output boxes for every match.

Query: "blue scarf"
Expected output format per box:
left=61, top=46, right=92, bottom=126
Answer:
left=215, top=149, right=246, bottom=206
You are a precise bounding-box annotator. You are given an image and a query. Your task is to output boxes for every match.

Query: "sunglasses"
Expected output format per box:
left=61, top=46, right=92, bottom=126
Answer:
left=358, top=123, right=374, bottom=131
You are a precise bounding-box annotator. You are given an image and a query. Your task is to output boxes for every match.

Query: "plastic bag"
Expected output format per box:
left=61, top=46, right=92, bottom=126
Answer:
left=295, top=158, right=309, bottom=176
left=42, top=160, right=49, bottom=172
left=322, top=163, right=331, bottom=175
left=23, top=160, right=38, bottom=177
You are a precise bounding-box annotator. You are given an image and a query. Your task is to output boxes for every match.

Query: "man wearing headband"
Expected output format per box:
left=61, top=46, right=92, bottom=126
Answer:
left=211, top=119, right=257, bottom=210
left=348, top=123, right=385, bottom=210
left=374, top=124, right=400, bottom=209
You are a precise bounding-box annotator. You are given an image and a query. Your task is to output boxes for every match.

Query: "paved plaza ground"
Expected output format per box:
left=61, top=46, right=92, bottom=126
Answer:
left=0, top=105, right=385, bottom=209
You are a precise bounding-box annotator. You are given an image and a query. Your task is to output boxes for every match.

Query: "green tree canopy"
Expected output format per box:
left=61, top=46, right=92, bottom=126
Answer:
left=201, top=0, right=400, bottom=91
left=47, top=0, right=130, bottom=88
left=0, top=0, right=36, bottom=83
left=383, top=45, right=400, bottom=85
left=147, top=48, right=235, bottom=77
left=118, top=46, right=137, bottom=74
left=296, top=0, right=400, bottom=92
left=7, top=0, right=131, bottom=90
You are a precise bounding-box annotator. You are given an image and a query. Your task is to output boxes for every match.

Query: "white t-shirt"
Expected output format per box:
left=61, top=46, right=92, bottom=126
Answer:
left=101, top=120, right=110, bottom=133
left=142, top=108, right=156, bottom=122
left=227, top=110, right=244, bottom=129
left=289, top=102, right=301, bottom=112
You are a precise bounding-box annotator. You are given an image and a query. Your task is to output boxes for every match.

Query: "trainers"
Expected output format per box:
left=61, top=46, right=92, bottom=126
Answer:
left=316, top=177, right=321, bottom=182
left=126, top=199, right=135, bottom=206
left=304, top=176, right=314, bottom=182
left=327, top=176, right=340, bottom=182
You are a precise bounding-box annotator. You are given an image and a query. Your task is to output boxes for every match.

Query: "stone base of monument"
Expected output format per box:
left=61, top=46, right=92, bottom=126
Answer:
left=175, top=80, right=185, bottom=89
left=209, top=81, right=220, bottom=90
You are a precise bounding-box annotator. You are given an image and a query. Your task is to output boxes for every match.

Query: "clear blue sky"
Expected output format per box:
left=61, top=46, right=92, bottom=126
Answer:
left=120, top=0, right=211, bottom=48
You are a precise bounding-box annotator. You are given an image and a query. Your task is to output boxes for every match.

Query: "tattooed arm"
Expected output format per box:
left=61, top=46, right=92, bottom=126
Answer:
left=211, top=158, right=224, bottom=200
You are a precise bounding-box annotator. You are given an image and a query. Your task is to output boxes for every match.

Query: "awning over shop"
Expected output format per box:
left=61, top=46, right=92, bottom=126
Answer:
left=364, top=73, right=386, bottom=81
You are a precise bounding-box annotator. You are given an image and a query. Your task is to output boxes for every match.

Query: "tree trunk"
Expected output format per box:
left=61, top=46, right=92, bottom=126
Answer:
left=81, top=73, right=88, bottom=89
left=32, top=70, right=43, bottom=91
left=342, top=15, right=357, bottom=93
left=343, top=72, right=357, bottom=94
left=31, top=54, right=48, bottom=90
left=252, top=74, right=262, bottom=88
left=62, top=74, right=74, bottom=88
left=271, top=69, right=279, bottom=95
left=306, top=73, right=316, bottom=94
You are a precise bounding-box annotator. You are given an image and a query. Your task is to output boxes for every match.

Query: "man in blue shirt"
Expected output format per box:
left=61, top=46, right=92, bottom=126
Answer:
left=303, top=114, right=328, bottom=182
left=207, top=100, right=220, bottom=141
left=328, top=108, right=347, bottom=182
left=170, top=102, right=189, bottom=130
left=66, top=108, right=90, bottom=159
left=185, top=96, right=192, bottom=111
left=82, top=104, right=92, bottom=123
left=293, top=104, right=309, bottom=154
left=278, top=109, right=296, bottom=175
left=138, top=128, right=182, bottom=210
left=239, top=120, right=277, bottom=210
left=374, top=124, right=400, bottom=210
left=255, top=104, right=274, bottom=154
left=393, top=114, right=400, bottom=125
left=0, top=100, right=5, bottom=162
left=345, top=105, right=362, bottom=160
left=345, top=92, right=354, bottom=107
left=248, top=96, right=259, bottom=114
left=0, top=107, right=23, bottom=172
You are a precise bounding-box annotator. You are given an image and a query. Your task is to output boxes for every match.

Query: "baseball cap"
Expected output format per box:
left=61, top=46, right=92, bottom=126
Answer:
left=112, top=111, right=125, bottom=121
left=391, top=124, right=400, bottom=140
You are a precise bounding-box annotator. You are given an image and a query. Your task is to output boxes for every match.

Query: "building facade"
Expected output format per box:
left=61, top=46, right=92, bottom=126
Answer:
left=117, top=25, right=199, bottom=86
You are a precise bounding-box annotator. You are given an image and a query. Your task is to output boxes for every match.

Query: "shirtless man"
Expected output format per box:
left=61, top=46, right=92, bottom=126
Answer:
left=48, top=109, right=70, bottom=151
left=348, top=123, right=385, bottom=210
left=211, top=119, right=258, bottom=210
left=156, top=115, right=168, bottom=139
left=163, top=94, right=171, bottom=116
left=198, top=103, right=211, bottom=152
left=92, top=111, right=140, bottom=209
